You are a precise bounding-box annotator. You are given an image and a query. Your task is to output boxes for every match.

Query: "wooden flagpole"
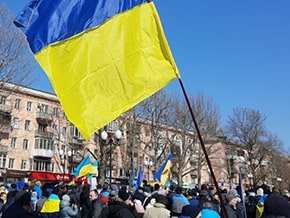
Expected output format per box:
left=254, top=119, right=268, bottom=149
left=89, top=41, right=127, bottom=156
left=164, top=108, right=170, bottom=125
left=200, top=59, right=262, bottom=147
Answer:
left=177, top=78, right=228, bottom=218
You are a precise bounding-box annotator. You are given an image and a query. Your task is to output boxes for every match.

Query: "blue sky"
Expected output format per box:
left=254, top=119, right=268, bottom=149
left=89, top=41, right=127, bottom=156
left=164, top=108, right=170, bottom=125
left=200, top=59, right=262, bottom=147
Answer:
left=1, top=0, right=290, bottom=148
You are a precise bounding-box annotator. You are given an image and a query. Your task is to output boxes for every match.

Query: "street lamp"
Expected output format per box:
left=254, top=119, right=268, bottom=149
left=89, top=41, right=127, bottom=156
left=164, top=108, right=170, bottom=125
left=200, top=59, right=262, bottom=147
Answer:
left=101, top=129, right=122, bottom=188
left=277, top=177, right=282, bottom=193
left=59, top=148, right=75, bottom=181
left=248, top=173, right=253, bottom=188
left=144, top=159, right=153, bottom=181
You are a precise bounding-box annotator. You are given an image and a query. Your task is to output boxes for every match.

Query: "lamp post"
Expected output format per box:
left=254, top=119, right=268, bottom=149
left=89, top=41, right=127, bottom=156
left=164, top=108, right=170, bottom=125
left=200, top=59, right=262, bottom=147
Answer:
left=248, top=173, right=253, bottom=188
left=101, top=129, right=122, bottom=188
left=59, top=148, right=74, bottom=181
left=144, top=159, right=153, bottom=181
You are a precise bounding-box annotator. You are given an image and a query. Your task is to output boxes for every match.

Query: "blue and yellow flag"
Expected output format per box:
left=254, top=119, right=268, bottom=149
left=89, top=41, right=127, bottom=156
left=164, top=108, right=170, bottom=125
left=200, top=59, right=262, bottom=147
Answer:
left=40, top=193, right=60, bottom=213
left=74, top=156, right=92, bottom=178
left=14, top=0, right=180, bottom=140
left=135, top=166, right=143, bottom=191
left=90, top=161, right=99, bottom=175
left=154, top=153, right=172, bottom=185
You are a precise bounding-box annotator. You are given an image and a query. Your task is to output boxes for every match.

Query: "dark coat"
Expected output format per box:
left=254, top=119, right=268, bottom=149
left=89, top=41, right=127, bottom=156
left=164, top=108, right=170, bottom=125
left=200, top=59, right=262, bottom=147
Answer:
left=88, top=199, right=103, bottom=218
left=108, top=201, right=135, bottom=218
left=2, top=202, right=38, bottom=218
left=80, top=188, right=90, bottom=218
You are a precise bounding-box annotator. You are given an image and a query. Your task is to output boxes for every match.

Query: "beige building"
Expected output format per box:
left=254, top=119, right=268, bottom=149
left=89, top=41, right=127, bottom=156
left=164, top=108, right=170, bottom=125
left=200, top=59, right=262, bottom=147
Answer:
left=1, top=83, right=279, bottom=190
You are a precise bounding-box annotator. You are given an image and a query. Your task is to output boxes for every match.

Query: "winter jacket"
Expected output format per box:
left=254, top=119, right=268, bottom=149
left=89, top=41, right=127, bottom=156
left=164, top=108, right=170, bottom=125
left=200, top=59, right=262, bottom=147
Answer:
left=143, top=203, right=170, bottom=218
left=60, top=200, right=78, bottom=218
left=108, top=201, right=135, bottom=218
left=88, top=198, right=103, bottom=218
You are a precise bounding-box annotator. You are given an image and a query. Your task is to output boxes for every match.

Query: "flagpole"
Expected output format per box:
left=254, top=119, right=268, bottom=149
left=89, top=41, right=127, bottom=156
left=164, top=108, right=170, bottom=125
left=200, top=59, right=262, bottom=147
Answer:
left=177, top=78, right=228, bottom=218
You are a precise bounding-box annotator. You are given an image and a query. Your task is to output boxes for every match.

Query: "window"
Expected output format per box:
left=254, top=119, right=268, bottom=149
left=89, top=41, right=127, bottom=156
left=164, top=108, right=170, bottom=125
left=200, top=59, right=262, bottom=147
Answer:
left=0, top=154, right=6, bottom=168
left=70, top=126, right=82, bottom=138
left=26, top=101, right=32, bottom=111
left=8, top=158, right=14, bottom=169
left=23, top=139, right=29, bottom=150
left=37, top=103, right=48, bottom=112
left=38, top=124, right=46, bottom=132
left=62, top=127, right=67, bottom=136
left=12, top=117, right=19, bottom=128
left=21, top=160, right=27, bottom=170
left=33, top=160, right=54, bottom=172
left=14, top=99, right=21, bottom=109
left=37, top=138, right=53, bottom=150
left=0, top=96, right=6, bottom=105
left=24, top=120, right=30, bottom=131
left=53, top=107, right=59, bottom=117
left=11, top=137, right=17, bottom=148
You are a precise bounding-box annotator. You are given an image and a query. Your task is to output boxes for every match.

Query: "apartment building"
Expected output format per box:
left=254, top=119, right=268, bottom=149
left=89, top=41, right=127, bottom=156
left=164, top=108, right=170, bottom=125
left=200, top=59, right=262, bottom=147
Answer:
left=0, top=83, right=96, bottom=184
left=0, top=83, right=275, bottom=189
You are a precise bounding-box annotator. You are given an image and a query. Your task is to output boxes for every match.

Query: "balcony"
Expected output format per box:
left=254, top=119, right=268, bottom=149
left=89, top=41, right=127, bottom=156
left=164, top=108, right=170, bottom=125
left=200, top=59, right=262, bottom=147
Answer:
left=0, top=104, right=12, bottom=115
left=68, top=137, right=85, bottom=146
left=70, top=155, right=82, bottom=163
left=36, top=111, right=53, bottom=123
left=33, top=149, right=54, bottom=158
left=35, top=130, right=54, bottom=139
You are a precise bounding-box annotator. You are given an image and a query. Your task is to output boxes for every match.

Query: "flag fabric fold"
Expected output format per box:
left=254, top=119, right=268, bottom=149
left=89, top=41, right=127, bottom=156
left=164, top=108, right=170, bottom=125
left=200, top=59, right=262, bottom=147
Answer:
left=74, top=155, right=92, bottom=178
left=14, top=0, right=180, bottom=140
left=154, top=153, right=172, bottom=185
left=135, top=166, right=143, bottom=191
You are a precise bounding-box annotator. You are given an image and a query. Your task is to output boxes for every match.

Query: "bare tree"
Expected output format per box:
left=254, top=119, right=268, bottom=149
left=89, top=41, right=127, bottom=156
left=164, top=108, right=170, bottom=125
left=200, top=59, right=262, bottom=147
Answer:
left=167, top=93, right=221, bottom=185
left=225, top=107, right=282, bottom=187
left=136, top=90, right=173, bottom=175
left=0, top=4, right=36, bottom=86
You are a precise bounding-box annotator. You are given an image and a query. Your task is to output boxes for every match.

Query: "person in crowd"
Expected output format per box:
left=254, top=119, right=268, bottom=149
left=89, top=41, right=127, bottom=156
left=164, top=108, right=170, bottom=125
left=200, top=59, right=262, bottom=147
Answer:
left=224, top=193, right=238, bottom=218
left=80, top=183, right=91, bottom=218
left=7, top=183, right=18, bottom=202
left=60, top=194, right=79, bottom=218
left=36, top=189, right=49, bottom=213
left=88, top=189, right=103, bottom=218
left=210, top=190, right=221, bottom=214
left=143, top=194, right=170, bottom=218
left=40, top=186, right=61, bottom=218
left=151, top=183, right=161, bottom=199
left=179, top=204, right=200, bottom=218
left=166, top=184, right=176, bottom=211
left=256, top=187, right=268, bottom=218
left=30, top=191, right=38, bottom=212
left=2, top=190, right=38, bottom=218
left=171, top=186, right=190, bottom=216
left=0, top=191, right=7, bottom=211
left=33, top=181, right=42, bottom=200
left=198, top=190, right=213, bottom=210
left=261, top=194, right=290, bottom=218
left=187, top=189, right=200, bottom=208
left=108, top=190, right=135, bottom=218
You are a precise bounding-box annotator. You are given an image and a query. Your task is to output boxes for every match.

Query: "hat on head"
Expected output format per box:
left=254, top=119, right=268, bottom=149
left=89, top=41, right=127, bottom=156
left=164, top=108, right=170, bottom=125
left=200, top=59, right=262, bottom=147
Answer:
left=62, top=194, right=70, bottom=201
left=176, top=186, right=184, bottom=194
left=199, top=190, right=209, bottom=197
left=264, top=194, right=290, bottom=217
left=118, top=190, right=130, bottom=201
left=35, top=181, right=41, bottom=186
left=256, top=188, right=264, bottom=196
left=226, top=193, right=236, bottom=203
left=201, top=208, right=220, bottom=218
left=182, top=204, right=200, bottom=218
left=15, top=191, right=31, bottom=206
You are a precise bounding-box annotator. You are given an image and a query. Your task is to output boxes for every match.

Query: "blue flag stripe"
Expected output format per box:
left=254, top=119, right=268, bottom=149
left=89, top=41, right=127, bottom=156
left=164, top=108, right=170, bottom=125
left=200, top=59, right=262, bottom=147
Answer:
left=14, top=0, right=151, bottom=54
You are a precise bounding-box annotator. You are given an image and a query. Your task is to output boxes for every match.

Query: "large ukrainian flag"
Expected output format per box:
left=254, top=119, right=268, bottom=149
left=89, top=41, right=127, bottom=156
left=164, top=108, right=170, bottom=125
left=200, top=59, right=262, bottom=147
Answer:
left=14, top=0, right=180, bottom=140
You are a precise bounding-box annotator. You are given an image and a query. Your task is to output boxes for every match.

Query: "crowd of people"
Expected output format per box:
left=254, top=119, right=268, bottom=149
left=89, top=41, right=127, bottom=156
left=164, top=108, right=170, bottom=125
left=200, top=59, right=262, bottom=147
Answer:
left=0, top=180, right=289, bottom=218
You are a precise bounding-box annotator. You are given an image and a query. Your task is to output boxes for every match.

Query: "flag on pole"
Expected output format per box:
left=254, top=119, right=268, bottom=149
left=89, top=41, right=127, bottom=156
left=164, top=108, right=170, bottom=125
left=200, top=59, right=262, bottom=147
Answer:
left=74, top=156, right=92, bottom=178
left=14, top=0, right=180, bottom=140
left=154, top=153, right=172, bottom=185
left=135, top=166, right=143, bottom=191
